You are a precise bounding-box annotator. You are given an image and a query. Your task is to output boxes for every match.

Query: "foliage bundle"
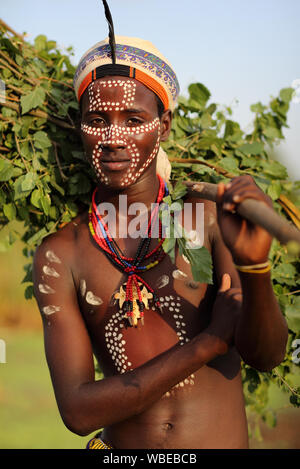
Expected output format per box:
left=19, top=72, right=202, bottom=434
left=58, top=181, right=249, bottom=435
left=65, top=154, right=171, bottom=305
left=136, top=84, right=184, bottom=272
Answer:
left=0, top=21, right=299, bottom=433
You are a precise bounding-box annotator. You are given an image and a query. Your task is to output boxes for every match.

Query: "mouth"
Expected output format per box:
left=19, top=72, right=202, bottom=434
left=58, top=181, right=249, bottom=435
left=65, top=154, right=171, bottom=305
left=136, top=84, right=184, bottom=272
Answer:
left=100, top=159, right=131, bottom=171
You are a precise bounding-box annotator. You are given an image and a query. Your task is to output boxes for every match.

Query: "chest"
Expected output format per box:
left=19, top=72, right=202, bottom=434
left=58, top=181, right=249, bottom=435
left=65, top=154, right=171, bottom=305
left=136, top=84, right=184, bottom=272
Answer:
left=74, top=235, right=216, bottom=374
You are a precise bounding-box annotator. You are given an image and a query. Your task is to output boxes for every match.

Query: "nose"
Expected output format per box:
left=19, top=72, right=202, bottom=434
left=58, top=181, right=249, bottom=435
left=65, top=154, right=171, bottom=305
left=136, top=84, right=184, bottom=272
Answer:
left=100, top=124, right=127, bottom=151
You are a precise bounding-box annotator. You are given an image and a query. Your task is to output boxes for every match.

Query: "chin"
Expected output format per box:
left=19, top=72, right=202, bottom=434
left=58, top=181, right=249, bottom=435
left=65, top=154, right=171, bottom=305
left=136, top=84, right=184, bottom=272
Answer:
left=97, top=174, right=138, bottom=191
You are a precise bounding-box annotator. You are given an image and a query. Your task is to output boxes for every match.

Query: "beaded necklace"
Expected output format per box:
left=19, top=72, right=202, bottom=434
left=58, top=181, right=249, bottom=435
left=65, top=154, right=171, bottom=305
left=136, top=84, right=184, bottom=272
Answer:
left=89, top=175, right=168, bottom=326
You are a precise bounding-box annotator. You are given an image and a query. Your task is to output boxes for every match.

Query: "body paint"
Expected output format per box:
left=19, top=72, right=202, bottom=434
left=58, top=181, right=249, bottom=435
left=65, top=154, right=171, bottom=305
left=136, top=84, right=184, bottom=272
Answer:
left=45, top=250, right=61, bottom=264
left=155, top=274, right=169, bottom=289
left=42, top=266, right=60, bottom=278
left=38, top=284, right=55, bottom=294
left=42, top=305, right=60, bottom=316
left=86, top=291, right=103, bottom=306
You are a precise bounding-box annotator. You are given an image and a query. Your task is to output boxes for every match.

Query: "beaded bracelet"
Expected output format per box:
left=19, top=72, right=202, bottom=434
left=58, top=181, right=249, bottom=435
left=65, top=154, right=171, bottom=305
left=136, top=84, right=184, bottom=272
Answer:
left=234, top=261, right=271, bottom=274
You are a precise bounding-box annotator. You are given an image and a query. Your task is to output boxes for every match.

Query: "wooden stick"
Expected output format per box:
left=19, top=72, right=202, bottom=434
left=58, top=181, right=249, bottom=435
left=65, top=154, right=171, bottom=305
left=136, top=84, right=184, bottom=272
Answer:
left=183, top=181, right=300, bottom=246
left=0, top=100, right=76, bottom=131
left=0, top=19, right=25, bottom=41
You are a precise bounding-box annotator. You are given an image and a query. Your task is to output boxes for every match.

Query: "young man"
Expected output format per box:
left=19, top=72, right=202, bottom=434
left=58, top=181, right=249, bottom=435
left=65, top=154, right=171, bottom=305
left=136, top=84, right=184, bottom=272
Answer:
left=33, top=36, right=288, bottom=449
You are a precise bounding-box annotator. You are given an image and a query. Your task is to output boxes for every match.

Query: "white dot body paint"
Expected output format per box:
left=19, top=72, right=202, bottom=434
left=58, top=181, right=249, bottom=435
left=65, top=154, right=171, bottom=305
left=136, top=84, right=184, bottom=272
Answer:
left=86, top=291, right=103, bottom=306
left=172, top=269, right=187, bottom=280
left=45, top=250, right=61, bottom=264
left=42, top=305, right=60, bottom=316
left=159, top=294, right=194, bottom=399
left=42, top=266, right=60, bottom=278
left=156, top=275, right=169, bottom=289
left=80, top=279, right=87, bottom=297
left=182, top=254, right=190, bottom=264
left=38, top=284, right=55, bottom=294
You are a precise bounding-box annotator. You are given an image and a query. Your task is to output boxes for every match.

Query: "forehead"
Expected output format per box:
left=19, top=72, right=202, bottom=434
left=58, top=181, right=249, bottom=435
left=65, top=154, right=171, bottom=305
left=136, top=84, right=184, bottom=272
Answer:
left=81, top=76, right=158, bottom=112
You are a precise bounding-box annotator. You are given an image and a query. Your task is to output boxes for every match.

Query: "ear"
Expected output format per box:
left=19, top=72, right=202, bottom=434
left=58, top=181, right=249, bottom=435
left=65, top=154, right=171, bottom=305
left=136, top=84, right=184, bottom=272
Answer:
left=160, top=110, right=172, bottom=142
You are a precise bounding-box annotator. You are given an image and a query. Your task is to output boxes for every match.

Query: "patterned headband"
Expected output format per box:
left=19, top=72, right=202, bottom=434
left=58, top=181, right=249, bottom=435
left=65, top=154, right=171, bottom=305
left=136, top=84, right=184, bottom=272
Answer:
left=73, top=36, right=180, bottom=111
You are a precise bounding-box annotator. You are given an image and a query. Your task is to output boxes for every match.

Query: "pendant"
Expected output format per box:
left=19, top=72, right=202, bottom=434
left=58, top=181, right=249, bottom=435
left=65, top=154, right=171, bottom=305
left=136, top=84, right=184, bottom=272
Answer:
left=114, top=281, right=153, bottom=326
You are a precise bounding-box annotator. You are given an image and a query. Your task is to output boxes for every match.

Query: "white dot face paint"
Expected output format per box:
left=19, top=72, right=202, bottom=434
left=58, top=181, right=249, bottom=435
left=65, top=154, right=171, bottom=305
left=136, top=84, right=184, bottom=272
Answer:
left=42, top=266, right=60, bottom=278
left=38, top=284, right=55, bottom=295
left=45, top=250, right=61, bottom=264
left=81, top=78, right=161, bottom=188
left=42, top=305, right=60, bottom=316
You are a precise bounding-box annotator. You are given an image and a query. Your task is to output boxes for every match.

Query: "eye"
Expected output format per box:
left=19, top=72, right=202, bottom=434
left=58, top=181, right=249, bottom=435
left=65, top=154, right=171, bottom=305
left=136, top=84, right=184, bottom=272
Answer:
left=90, top=117, right=106, bottom=126
left=126, top=117, right=143, bottom=126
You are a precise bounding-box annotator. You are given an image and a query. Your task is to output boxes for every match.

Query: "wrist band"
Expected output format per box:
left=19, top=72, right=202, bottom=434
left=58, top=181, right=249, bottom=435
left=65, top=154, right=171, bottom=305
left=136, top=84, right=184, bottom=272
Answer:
left=234, top=261, right=271, bottom=274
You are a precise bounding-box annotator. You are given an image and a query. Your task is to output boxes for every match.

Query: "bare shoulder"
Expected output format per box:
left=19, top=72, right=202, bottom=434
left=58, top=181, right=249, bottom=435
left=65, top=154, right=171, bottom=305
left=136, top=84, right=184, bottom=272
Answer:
left=33, top=211, right=88, bottom=269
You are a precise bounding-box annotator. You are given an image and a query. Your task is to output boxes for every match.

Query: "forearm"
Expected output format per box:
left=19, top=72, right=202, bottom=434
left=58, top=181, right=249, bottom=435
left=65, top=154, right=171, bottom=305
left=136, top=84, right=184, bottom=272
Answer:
left=65, top=332, right=226, bottom=435
left=234, top=271, right=288, bottom=371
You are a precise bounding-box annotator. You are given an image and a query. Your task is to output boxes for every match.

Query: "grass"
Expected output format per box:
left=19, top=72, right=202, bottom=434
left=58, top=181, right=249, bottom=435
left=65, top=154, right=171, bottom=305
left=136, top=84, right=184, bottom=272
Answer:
left=0, top=328, right=90, bottom=449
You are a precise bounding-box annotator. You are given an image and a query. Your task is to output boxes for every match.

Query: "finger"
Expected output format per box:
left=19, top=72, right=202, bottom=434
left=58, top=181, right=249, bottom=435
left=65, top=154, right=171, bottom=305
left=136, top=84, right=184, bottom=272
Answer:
left=217, top=182, right=226, bottom=205
left=219, top=273, right=231, bottom=292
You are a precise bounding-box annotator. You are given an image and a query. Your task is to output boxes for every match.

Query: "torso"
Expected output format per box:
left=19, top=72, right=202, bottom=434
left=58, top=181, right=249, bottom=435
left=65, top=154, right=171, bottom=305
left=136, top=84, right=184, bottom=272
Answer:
left=64, top=198, right=248, bottom=449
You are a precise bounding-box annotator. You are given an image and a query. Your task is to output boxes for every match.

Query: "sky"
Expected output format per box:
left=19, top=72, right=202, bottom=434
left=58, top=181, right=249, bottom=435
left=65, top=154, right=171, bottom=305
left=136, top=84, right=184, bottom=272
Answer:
left=1, top=0, right=300, bottom=178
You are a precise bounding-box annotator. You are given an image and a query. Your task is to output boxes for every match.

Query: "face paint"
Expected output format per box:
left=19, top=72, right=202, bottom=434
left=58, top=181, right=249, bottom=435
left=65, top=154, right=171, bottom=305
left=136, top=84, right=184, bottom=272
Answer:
left=88, top=79, right=137, bottom=113
left=81, top=78, right=161, bottom=188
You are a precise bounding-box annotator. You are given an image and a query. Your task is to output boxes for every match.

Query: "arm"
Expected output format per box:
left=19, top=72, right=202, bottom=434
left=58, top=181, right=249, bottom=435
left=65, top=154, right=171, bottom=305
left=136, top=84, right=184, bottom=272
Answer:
left=214, top=175, right=288, bottom=371
left=33, top=235, right=227, bottom=437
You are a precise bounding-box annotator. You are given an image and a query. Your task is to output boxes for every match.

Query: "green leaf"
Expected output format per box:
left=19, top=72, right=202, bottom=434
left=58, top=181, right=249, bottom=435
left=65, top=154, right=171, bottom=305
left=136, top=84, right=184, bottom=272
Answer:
left=68, top=173, right=91, bottom=195
left=171, top=181, right=188, bottom=201
left=261, top=160, right=288, bottom=179
left=267, top=180, right=282, bottom=200
left=34, top=35, right=47, bottom=52
left=219, top=156, right=239, bottom=172
left=33, top=131, right=52, bottom=150
left=188, top=83, right=211, bottom=110
left=21, top=87, right=46, bottom=114
left=279, top=88, right=294, bottom=104
left=272, top=263, right=297, bottom=285
left=24, top=285, right=34, bottom=299
left=41, top=194, right=51, bottom=216
left=285, top=297, right=300, bottom=332
left=162, top=234, right=176, bottom=264
left=21, top=171, right=38, bottom=192
left=238, top=142, right=264, bottom=155
left=27, top=227, right=49, bottom=246
left=3, top=203, right=16, bottom=221
left=0, top=160, right=22, bottom=182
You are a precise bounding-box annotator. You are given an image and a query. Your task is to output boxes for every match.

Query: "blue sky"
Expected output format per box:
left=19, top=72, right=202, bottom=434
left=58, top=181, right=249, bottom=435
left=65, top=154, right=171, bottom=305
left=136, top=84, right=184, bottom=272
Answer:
left=2, top=0, right=300, bottom=178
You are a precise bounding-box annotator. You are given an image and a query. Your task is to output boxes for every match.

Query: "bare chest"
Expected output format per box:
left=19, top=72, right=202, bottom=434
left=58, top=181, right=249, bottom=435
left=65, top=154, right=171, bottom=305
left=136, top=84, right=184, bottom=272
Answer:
left=73, top=234, right=216, bottom=376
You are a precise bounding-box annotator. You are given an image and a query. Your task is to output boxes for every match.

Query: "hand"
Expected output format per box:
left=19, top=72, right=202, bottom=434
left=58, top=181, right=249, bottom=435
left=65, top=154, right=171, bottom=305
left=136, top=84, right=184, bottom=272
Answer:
left=217, top=175, right=273, bottom=265
left=206, top=273, right=242, bottom=348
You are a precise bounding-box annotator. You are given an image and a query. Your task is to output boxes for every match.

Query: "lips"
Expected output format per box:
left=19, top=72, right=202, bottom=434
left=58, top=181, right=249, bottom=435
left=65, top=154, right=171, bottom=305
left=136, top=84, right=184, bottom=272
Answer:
left=100, top=159, right=131, bottom=171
